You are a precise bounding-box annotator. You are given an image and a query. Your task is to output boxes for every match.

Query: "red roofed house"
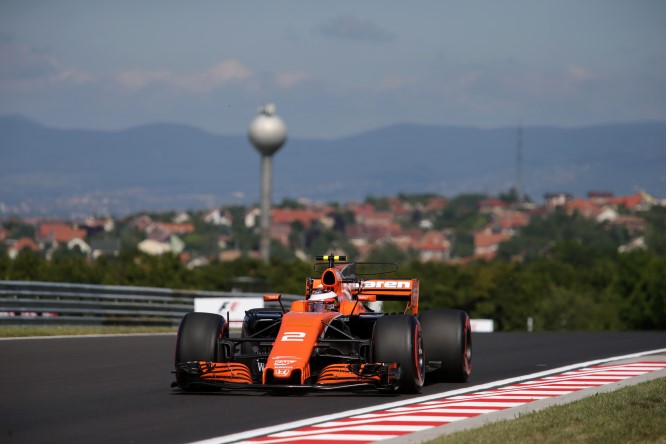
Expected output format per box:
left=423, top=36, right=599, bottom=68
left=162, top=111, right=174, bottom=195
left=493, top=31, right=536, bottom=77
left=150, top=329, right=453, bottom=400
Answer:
left=82, top=216, right=115, bottom=233
left=360, top=211, right=395, bottom=228
left=38, top=222, right=87, bottom=244
left=587, top=192, right=645, bottom=211
left=347, top=219, right=402, bottom=241
left=7, top=237, right=40, bottom=259
left=415, top=231, right=451, bottom=262
left=272, top=208, right=321, bottom=227
left=474, top=229, right=512, bottom=260
left=268, top=208, right=331, bottom=249
left=606, top=193, right=644, bottom=211
left=386, top=197, right=413, bottom=216
left=352, top=203, right=378, bottom=220
left=565, top=199, right=603, bottom=219
left=479, top=198, right=509, bottom=213
left=270, top=223, right=293, bottom=247
left=493, top=210, right=530, bottom=233
left=423, top=196, right=448, bottom=212
left=145, top=222, right=195, bottom=242
left=153, top=223, right=195, bottom=234
left=128, top=215, right=153, bottom=231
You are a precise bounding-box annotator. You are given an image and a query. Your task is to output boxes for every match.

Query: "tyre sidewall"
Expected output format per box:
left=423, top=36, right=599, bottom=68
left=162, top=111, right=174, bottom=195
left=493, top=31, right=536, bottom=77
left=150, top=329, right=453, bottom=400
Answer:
left=175, top=312, right=227, bottom=364
left=420, top=309, right=471, bottom=382
left=372, top=315, right=425, bottom=393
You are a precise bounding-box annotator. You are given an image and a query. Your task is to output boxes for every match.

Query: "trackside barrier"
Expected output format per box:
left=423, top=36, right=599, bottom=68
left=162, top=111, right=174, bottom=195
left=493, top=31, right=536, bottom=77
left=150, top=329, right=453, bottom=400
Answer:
left=0, top=280, right=493, bottom=331
left=0, top=280, right=300, bottom=327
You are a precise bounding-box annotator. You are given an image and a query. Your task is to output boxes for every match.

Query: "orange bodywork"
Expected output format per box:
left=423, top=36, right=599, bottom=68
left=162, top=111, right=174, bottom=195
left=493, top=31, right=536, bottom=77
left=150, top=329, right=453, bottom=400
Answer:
left=315, top=363, right=393, bottom=385
left=360, top=278, right=419, bottom=315
left=257, top=267, right=420, bottom=385
left=198, top=362, right=253, bottom=384
left=306, top=266, right=420, bottom=315
left=176, top=259, right=419, bottom=391
left=263, top=310, right=338, bottom=384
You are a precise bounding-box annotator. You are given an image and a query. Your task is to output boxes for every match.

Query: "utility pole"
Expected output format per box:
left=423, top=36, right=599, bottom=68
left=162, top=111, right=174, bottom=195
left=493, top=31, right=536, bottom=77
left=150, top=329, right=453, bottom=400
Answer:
left=516, top=122, right=524, bottom=203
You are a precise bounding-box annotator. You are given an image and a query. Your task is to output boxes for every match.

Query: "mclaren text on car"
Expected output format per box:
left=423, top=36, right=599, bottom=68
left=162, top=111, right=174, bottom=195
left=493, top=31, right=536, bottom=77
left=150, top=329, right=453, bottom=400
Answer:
left=172, top=255, right=472, bottom=394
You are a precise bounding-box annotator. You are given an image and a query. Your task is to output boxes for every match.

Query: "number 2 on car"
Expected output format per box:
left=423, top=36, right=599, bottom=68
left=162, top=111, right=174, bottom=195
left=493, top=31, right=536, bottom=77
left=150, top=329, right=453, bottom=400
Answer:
left=281, top=331, right=306, bottom=342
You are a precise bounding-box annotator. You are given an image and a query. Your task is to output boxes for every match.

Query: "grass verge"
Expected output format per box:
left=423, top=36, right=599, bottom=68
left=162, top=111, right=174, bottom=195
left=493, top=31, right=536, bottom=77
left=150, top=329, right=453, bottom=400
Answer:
left=0, top=325, right=177, bottom=337
left=433, top=376, right=666, bottom=444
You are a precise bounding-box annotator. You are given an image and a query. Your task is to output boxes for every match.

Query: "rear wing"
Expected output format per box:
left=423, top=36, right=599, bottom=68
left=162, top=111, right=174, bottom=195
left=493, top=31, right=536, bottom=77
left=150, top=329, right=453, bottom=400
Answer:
left=360, top=279, right=419, bottom=315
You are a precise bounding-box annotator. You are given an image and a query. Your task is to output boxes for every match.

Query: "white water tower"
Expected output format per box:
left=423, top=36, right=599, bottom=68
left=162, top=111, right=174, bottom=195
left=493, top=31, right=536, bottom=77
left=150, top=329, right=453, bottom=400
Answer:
left=248, top=103, right=287, bottom=262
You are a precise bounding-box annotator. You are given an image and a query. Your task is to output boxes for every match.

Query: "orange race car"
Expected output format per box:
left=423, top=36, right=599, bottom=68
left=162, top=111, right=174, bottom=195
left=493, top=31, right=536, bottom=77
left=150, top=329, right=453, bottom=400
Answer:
left=172, top=255, right=472, bottom=393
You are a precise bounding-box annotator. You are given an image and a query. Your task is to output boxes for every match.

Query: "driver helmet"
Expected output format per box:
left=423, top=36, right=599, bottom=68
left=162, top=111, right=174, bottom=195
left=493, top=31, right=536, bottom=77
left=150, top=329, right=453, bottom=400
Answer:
left=309, top=289, right=338, bottom=312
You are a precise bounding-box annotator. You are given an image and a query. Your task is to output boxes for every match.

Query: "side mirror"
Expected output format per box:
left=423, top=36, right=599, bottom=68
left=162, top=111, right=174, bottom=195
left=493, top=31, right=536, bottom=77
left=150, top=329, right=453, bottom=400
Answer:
left=264, top=293, right=286, bottom=313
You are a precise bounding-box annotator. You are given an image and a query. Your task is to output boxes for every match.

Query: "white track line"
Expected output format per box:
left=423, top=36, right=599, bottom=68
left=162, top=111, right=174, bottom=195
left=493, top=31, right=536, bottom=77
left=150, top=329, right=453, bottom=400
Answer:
left=187, top=347, right=666, bottom=444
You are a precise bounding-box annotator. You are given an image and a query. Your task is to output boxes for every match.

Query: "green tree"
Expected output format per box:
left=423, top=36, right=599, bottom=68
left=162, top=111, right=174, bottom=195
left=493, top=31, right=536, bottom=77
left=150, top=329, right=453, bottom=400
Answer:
left=364, top=196, right=391, bottom=211
left=276, top=198, right=306, bottom=209
left=4, top=218, right=36, bottom=239
left=434, top=194, right=488, bottom=231
left=644, top=207, right=666, bottom=255
left=615, top=251, right=666, bottom=329
left=288, top=220, right=306, bottom=251
left=366, top=242, right=408, bottom=264
left=451, top=230, right=474, bottom=258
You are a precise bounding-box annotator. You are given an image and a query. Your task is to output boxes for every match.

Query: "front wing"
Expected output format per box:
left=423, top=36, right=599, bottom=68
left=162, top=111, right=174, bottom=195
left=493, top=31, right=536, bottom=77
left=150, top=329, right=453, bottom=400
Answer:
left=173, top=360, right=401, bottom=392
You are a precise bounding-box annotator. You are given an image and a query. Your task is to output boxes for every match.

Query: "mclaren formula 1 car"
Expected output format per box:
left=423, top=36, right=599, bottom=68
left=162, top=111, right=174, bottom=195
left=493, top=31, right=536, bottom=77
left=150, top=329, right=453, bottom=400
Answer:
left=172, top=255, right=472, bottom=393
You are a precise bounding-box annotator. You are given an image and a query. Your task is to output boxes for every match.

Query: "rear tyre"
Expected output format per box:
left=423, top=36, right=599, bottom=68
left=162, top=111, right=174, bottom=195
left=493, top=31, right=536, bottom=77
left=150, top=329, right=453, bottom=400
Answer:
left=372, top=315, right=425, bottom=393
left=419, top=309, right=471, bottom=382
left=175, top=312, right=227, bottom=365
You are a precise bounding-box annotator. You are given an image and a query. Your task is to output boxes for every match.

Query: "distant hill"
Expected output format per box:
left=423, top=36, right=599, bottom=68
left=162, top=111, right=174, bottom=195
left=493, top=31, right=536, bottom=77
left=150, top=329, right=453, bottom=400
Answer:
left=1, top=115, right=665, bottom=216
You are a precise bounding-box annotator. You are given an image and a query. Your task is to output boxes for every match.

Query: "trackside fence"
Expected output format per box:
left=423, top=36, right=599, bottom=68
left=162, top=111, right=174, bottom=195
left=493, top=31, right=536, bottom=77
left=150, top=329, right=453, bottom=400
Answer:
left=0, top=280, right=300, bottom=327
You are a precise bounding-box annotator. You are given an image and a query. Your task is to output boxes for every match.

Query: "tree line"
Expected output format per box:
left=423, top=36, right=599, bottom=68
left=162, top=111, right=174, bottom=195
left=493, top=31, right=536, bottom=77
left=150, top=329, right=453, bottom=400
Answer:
left=1, top=246, right=664, bottom=331
left=1, top=207, right=664, bottom=331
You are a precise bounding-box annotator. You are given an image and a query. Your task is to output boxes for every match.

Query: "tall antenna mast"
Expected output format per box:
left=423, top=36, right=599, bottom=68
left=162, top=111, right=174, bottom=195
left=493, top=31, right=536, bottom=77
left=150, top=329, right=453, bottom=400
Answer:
left=516, top=121, right=523, bottom=203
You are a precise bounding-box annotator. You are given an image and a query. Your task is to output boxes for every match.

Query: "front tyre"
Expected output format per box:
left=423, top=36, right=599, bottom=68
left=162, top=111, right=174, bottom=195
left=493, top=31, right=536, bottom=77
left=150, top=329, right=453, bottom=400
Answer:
left=372, top=315, right=425, bottom=393
left=419, top=309, right=471, bottom=382
left=175, top=312, right=227, bottom=365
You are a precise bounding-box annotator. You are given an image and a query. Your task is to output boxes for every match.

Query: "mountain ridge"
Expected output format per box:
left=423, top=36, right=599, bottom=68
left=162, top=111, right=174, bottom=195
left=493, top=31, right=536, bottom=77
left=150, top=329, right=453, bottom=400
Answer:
left=1, top=115, right=665, bottom=216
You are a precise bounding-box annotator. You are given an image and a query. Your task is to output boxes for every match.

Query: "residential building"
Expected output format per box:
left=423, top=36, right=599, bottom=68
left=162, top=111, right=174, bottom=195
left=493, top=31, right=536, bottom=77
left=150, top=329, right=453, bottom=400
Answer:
left=37, top=222, right=87, bottom=244
left=7, top=237, right=40, bottom=259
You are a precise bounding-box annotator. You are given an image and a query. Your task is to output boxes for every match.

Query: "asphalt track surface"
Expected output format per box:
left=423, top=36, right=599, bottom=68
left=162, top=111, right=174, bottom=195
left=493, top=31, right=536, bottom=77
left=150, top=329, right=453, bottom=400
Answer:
left=1, top=332, right=665, bottom=444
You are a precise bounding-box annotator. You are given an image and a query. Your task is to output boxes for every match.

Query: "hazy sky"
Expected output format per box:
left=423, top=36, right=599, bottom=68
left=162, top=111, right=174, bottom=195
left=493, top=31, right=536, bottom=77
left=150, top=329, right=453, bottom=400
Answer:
left=1, top=1, right=665, bottom=138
